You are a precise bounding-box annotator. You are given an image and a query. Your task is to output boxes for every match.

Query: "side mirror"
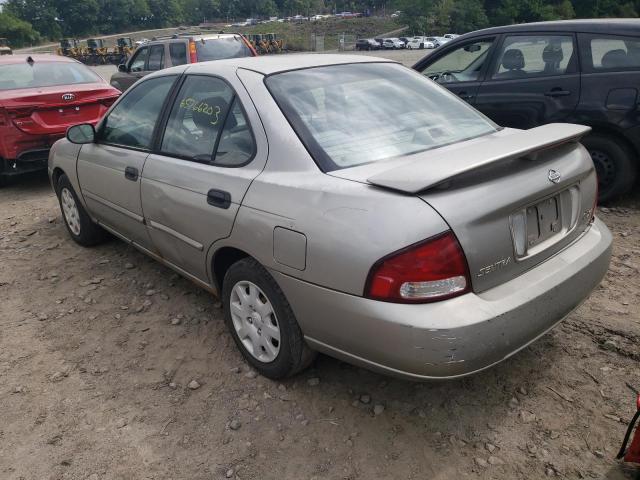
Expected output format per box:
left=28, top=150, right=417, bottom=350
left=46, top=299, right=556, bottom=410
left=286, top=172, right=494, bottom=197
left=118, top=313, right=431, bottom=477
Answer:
left=118, top=63, right=127, bottom=72
left=67, top=124, right=95, bottom=144
left=464, top=44, right=482, bottom=53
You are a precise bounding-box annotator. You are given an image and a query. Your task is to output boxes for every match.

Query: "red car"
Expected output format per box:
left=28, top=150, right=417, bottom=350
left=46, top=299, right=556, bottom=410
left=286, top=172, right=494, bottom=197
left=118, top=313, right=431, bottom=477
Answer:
left=0, top=54, right=120, bottom=184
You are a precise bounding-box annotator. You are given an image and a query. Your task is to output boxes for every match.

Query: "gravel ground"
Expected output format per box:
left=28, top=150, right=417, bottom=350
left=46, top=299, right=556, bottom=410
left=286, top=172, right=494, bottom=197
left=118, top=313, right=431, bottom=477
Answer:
left=1, top=48, right=639, bottom=480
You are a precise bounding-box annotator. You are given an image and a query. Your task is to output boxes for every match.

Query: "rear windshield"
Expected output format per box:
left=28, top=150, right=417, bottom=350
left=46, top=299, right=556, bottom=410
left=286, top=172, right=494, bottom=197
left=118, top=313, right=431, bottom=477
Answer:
left=266, top=63, right=498, bottom=171
left=195, top=36, right=252, bottom=61
left=0, top=61, right=102, bottom=90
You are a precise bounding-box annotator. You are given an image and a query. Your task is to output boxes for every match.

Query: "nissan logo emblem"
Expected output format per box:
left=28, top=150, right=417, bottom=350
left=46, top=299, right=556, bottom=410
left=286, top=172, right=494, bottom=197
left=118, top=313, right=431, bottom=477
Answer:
left=62, top=93, right=76, bottom=102
left=548, top=169, right=561, bottom=184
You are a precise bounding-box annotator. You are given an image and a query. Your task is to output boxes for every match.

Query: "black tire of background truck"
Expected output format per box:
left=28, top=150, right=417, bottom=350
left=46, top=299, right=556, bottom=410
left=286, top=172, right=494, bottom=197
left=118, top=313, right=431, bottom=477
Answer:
left=582, top=134, right=638, bottom=203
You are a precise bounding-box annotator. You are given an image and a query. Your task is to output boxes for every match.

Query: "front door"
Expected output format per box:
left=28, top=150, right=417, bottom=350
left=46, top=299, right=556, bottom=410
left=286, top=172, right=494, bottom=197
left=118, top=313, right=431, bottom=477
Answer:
left=415, top=37, right=497, bottom=105
left=474, top=33, right=581, bottom=129
left=77, top=75, right=177, bottom=249
left=140, top=74, right=266, bottom=282
left=118, top=45, right=149, bottom=91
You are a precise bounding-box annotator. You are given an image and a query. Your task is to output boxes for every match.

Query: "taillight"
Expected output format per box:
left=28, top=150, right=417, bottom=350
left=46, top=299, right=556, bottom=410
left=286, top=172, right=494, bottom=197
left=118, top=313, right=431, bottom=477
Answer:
left=189, top=40, right=198, bottom=63
left=365, top=231, right=471, bottom=303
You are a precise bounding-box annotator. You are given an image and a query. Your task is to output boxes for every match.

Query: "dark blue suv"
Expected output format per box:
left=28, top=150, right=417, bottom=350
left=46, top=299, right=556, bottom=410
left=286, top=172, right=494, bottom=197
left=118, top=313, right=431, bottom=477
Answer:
left=414, top=19, right=640, bottom=201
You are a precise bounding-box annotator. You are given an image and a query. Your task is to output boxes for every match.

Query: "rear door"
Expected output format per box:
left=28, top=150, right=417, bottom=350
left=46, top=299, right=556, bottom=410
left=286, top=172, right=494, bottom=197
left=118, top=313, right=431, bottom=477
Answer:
left=414, top=36, right=498, bottom=104
left=577, top=32, right=640, bottom=127
left=140, top=73, right=267, bottom=282
left=77, top=75, right=177, bottom=249
left=474, top=33, right=580, bottom=129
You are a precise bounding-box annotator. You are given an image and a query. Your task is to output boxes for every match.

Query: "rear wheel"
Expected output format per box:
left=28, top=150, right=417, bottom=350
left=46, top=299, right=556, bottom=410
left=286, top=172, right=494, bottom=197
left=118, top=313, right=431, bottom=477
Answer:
left=56, top=174, right=107, bottom=246
left=582, top=134, right=637, bottom=202
left=222, top=257, right=316, bottom=379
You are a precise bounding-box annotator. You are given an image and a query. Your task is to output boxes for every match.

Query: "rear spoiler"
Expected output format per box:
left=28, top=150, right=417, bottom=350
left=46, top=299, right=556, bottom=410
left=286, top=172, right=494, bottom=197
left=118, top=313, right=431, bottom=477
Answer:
left=366, top=123, right=591, bottom=194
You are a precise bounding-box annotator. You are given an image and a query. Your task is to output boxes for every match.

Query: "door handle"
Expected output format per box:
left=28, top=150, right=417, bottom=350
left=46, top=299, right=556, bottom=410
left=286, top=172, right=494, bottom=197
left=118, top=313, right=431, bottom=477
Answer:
left=545, top=88, right=571, bottom=97
left=124, top=166, right=139, bottom=181
left=458, top=91, right=474, bottom=101
left=207, top=189, right=231, bottom=209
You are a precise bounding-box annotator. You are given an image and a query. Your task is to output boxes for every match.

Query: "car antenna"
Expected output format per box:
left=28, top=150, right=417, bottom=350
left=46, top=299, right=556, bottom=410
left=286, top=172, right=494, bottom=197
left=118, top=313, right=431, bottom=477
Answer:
left=26, top=56, right=35, bottom=65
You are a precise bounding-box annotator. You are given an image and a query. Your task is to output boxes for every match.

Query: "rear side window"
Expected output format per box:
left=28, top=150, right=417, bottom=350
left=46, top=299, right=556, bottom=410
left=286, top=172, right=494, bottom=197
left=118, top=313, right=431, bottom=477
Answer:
left=491, top=35, right=575, bottom=79
left=195, top=36, right=252, bottom=61
left=161, top=76, right=233, bottom=162
left=586, top=35, right=640, bottom=71
left=161, top=76, right=255, bottom=166
left=170, top=43, right=187, bottom=66
left=100, top=75, right=176, bottom=149
left=148, top=45, right=165, bottom=71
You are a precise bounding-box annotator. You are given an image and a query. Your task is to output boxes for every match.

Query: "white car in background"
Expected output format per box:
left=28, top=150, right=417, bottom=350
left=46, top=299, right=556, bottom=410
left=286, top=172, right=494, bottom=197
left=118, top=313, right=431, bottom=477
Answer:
left=406, top=37, right=435, bottom=49
left=382, top=38, right=405, bottom=49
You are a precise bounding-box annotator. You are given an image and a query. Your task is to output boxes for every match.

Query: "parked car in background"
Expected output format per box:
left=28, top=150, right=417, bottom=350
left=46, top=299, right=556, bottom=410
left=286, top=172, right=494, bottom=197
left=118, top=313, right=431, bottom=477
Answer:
left=382, top=38, right=405, bottom=49
left=0, top=38, right=12, bottom=55
left=425, top=36, right=444, bottom=47
left=444, top=33, right=460, bottom=39
left=110, top=33, right=256, bottom=92
left=0, top=55, right=119, bottom=185
left=355, top=39, right=380, bottom=51
left=406, top=37, right=436, bottom=49
left=414, top=19, right=640, bottom=201
left=50, top=54, right=611, bottom=380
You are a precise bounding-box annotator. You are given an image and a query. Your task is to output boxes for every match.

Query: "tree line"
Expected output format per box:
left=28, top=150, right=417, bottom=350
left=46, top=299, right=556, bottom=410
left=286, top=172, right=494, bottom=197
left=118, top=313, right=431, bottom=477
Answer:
left=1, top=0, right=640, bottom=47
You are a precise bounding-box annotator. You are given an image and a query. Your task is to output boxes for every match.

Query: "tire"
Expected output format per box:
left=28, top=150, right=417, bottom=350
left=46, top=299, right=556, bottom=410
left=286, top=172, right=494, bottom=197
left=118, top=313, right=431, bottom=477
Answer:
left=222, top=257, right=316, bottom=379
left=56, top=174, right=108, bottom=246
left=582, top=134, right=638, bottom=202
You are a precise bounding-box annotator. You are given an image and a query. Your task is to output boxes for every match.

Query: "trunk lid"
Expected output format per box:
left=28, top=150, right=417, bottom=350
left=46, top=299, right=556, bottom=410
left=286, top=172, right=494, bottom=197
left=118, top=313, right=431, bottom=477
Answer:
left=0, top=83, right=119, bottom=135
left=329, top=124, right=597, bottom=293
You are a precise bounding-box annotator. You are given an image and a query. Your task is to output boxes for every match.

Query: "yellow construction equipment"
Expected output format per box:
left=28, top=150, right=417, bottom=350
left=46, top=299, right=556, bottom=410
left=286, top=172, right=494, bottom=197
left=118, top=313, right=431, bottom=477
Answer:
left=0, top=38, right=12, bottom=55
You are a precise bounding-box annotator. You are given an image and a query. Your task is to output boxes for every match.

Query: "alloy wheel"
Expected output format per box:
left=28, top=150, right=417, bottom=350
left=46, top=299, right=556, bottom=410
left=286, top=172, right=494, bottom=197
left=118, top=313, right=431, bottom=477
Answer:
left=230, top=280, right=281, bottom=363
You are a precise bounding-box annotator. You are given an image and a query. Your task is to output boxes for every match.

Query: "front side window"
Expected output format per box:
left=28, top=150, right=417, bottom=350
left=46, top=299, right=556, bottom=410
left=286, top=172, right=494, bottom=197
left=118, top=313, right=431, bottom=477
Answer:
left=129, top=46, right=148, bottom=72
left=99, top=75, right=176, bottom=149
left=170, top=43, right=187, bottom=66
left=420, top=39, right=494, bottom=83
left=160, top=76, right=233, bottom=162
left=266, top=63, right=498, bottom=171
left=586, top=35, right=640, bottom=70
left=147, top=45, right=165, bottom=71
left=491, top=35, right=574, bottom=79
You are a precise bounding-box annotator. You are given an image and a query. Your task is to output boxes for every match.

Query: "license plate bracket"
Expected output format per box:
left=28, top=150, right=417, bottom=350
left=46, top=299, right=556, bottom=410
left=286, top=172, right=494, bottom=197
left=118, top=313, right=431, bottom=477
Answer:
left=510, top=192, right=568, bottom=259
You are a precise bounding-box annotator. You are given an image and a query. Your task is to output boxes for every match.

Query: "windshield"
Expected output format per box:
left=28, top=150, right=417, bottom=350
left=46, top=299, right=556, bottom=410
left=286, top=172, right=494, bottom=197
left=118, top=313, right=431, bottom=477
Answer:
left=195, top=36, right=252, bottom=61
left=266, top=63, right=497, bottom=171
left=0, top=61, right=102, bottom=90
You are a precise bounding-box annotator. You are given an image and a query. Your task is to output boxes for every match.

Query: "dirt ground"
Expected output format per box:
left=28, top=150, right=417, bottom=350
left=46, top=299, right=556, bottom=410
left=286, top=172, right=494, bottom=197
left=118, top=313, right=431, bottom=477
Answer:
left=1, top=48, right=640, bottom=480
left=0, top=170, right=638, bottom=480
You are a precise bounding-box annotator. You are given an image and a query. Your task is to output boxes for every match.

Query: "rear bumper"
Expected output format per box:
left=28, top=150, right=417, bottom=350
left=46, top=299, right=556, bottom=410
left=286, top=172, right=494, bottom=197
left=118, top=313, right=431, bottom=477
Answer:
left=272, top=218, right=612, bottom=380
left=0, top=132, right=64, bottom=176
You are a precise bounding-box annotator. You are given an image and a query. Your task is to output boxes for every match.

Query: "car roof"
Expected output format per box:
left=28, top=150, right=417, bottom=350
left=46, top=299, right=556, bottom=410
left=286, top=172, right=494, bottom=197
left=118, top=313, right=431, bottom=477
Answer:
left=462, top=18, right=640, bottom=38
left=0, top=54, right=80, bottom=65
left=182, top=53, right=396, bottom=76
left=148, top=32, right=242, bottom=44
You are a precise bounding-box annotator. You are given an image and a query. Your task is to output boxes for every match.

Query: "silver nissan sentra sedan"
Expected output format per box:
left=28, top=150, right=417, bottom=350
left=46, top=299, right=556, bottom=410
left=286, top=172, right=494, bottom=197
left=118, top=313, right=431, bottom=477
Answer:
left=48, top=54, right=612, bottom=380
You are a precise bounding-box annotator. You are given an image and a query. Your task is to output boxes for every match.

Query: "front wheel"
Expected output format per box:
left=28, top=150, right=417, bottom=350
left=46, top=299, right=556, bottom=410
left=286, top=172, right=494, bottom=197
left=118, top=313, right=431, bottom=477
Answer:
left=222, top=258, right=316, bottom=379
left=582, top=134, right=637, bottom=202
left=56, top=174, right=108, bottom=246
